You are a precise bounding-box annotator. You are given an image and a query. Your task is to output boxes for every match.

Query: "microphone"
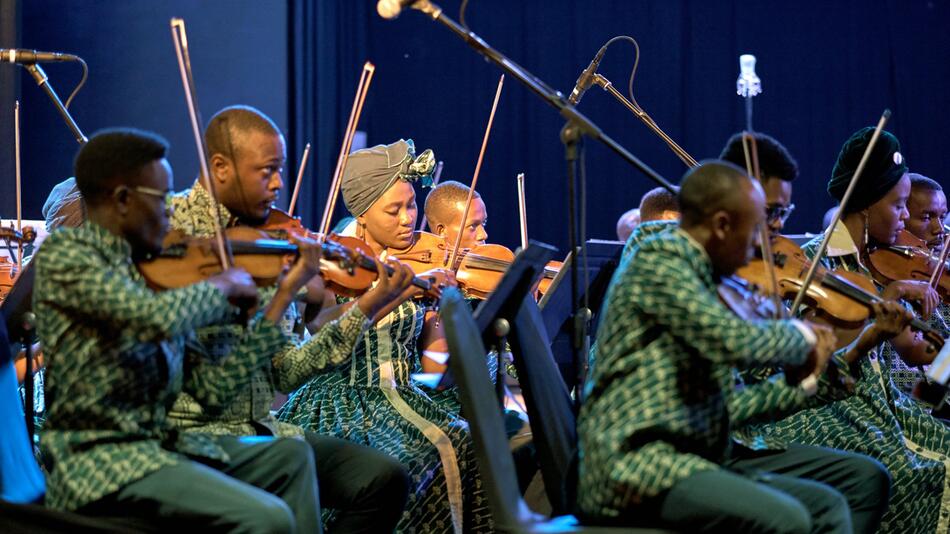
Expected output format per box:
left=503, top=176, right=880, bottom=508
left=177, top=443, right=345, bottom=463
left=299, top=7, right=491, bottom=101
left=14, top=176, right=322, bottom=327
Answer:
left=736, top=54, right=761, bottom=98
left=377, top=0, right=421, bottom=20
left=0, top=49, right=78, bottom=64
left=568, top=45, right=607, bottom=105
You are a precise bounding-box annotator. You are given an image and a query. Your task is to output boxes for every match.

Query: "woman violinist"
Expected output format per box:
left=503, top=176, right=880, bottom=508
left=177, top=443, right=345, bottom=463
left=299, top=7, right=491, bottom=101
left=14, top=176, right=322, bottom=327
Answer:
left=745, top=127, right=950, bottom=533
left=277, top=139, right=492, bottom=533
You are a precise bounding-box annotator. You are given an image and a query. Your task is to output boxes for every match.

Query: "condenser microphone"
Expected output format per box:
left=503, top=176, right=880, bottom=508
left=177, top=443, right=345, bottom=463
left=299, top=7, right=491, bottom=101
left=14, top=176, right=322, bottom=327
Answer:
left=568, top=45, right=607, bottom=105
left=0, top=49, right=78, bottom=64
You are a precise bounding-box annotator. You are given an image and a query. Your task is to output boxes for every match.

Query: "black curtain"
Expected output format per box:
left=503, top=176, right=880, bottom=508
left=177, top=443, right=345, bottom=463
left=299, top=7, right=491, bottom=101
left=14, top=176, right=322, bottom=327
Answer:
left=0, top=0, right=21, bottom=219
left=288, top=0, right=950, bottom=254
left=287, top=0, right=370, bottom=229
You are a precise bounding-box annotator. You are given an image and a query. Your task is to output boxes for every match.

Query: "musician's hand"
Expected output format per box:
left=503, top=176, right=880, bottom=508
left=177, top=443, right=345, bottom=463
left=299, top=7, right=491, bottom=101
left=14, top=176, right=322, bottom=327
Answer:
left=358, top=257, right=414, bottom=319
left=411, top=268, right=457, bottom=300
left=868, top=300, right=915, bottom=342
left=883, top=280, right=939, bottom=318
left=787, top=322, right=836, bottom=385
left=280, top=234, right=324, bottom=296
left=207, top=267, right=258, bottom=302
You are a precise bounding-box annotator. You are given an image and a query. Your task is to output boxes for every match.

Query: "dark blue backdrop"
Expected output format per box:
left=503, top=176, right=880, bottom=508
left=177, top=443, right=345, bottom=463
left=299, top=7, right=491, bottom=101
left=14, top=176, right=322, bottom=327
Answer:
left=4, top=0, right=950, bottom=255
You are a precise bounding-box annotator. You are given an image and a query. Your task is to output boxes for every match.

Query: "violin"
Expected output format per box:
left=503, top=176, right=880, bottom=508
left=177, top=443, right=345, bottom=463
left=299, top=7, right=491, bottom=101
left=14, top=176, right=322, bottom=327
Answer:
left=138, top=224, right=441, bottom=299
left=259, top=208, right=444, bottom=299
left=735, top=235, right=945, bottom=351
left=718, top=275, right=780, bottom=320
left=867, top=230, right=950, bottom=304
left=391, top=230, right=561, bottom=299
left=0, top=226, right=37, bottom=302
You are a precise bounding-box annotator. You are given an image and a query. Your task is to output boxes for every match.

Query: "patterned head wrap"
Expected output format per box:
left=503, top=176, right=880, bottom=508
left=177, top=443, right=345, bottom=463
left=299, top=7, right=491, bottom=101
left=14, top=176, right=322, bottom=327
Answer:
left=341, top=139, right=435, bottom=217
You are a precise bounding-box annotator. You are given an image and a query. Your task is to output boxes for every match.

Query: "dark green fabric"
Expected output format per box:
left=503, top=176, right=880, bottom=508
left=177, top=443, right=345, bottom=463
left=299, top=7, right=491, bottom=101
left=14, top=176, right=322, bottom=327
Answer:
left=828, top=127, right=907, bottom=213
left=34, top=223, right=278, bottom=511
left=82, top=436, right=319, bottom=534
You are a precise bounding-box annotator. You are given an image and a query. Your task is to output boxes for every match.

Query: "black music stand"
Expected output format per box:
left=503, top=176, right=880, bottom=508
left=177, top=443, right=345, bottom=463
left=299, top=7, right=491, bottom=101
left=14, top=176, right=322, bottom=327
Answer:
left=539, top=239, right=623, bottom=395
left=428, top=241, right=557, bottom=394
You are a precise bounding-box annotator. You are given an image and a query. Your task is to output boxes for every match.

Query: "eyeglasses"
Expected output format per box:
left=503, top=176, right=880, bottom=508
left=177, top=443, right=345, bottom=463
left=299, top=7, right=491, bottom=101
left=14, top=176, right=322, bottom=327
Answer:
left=766, top=203, right=795, bottom=224
left=130, top=185, right=174, bottom=206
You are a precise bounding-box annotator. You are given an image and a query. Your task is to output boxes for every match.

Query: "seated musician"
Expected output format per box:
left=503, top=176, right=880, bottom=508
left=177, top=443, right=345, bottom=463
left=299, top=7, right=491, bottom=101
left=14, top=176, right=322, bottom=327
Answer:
left=743, top=128, right=950, bottom=532
left=35, top=128, right=325, bottom=530
left=620, top=186, right=680, bottom=263
left=886, top=173, right=950, bottom=398
left=615, top=207, right=640, bottom=242
left=419, top=180, right=533, bottom=446
left=168, top=105, right=414, bottom=532
left=577, top=160, right=887, bottom=532
left=279, top=139, right=493, bottom=533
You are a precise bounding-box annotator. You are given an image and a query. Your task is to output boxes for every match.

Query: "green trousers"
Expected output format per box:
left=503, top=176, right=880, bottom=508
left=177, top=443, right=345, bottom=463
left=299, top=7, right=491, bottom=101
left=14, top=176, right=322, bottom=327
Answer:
left=83, top=436, right=319, bottom=533
left=654, top=444, right=890, bottom=534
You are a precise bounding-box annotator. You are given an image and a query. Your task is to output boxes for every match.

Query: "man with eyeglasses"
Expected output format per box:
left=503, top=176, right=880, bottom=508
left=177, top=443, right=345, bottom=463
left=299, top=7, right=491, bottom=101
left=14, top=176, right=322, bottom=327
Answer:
left=32, top=128, right=329, bottom=531
left=717, top=132, right=896, bottom=533
left=720, top=131, right=797, bottom=235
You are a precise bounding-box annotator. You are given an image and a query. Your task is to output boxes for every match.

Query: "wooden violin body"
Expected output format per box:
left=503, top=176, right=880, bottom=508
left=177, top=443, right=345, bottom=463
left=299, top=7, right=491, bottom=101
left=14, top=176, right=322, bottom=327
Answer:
left=259, top=209, right=442, bottom=299
left=391, top=231, right=560, bottom=299
left=868, top=231, right=950, bottom=303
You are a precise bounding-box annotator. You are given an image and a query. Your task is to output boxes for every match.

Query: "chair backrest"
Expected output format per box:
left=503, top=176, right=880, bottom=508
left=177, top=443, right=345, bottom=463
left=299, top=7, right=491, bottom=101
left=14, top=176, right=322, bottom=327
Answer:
left=0, top=319, right=44, bottom=504
left=508, top=297, right=579, bottom=516
left=442, top=288, right=536, bottom=532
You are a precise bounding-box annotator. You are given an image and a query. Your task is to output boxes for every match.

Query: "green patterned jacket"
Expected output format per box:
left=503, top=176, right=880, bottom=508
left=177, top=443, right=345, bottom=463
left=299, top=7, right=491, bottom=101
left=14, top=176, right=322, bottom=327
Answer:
left=35, top=223, right=283, bottom=511
left=577, top=227, right=813, bottom=519
left=614, top=221, right=850, bottom=450
left=167, top=183, right=367, bottom=437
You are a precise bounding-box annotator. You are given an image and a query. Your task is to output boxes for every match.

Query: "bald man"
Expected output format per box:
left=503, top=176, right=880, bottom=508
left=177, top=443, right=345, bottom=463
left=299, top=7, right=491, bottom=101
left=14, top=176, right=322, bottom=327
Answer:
left=577, top=161, right=882, bottom=532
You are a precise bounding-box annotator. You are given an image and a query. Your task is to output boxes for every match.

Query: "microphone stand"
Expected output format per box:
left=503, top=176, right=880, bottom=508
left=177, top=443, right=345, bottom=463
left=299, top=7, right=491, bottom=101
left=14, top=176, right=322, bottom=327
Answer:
left=24, top=64, right=87, bottom=145
left=592, top=73, right=697, bottom=168
left=402, top=0, right=675, bottom=404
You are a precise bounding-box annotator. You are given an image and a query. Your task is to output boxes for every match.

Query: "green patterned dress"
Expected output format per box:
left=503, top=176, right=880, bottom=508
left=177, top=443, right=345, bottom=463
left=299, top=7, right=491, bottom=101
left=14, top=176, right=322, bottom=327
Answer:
left=750, top=222, right=950, bottom=533
left=279, top=297, right=491, bottom=533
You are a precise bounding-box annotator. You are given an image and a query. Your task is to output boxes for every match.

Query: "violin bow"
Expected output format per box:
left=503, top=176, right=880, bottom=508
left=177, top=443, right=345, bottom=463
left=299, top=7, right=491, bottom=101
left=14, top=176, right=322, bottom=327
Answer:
left=927, top=218, right=950, bottom=288
left=287, top=142, right=311, bottom=217
left=318, top=61, right=376, bottom=236
left=789, top=109, right=891, bottom=314
left=447, top=74, right=505, bottom=272
left=740, top=133, right=784, bottom=319
left=416, top=160, right=444, bottom=232
left=517, top=172, right=528, bottom=250
left=170, top=18, right=232, bottom=269
left=14, top=100, right=22, bottom=268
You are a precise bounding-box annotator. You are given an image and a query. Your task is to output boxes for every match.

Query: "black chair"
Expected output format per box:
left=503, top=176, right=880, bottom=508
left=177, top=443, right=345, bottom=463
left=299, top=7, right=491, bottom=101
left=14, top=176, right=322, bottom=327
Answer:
left=442, top=287, right=664, bottom=533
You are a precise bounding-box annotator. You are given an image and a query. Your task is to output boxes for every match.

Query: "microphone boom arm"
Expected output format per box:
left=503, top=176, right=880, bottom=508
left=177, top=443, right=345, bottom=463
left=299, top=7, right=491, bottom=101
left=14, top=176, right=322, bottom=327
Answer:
left=407, top=1, right=675, bottom=193
left=23, top=64, right=87, bottom=145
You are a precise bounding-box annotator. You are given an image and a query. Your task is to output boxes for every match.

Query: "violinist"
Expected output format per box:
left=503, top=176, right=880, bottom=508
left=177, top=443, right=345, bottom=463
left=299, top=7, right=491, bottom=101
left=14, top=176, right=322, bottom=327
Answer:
left=421, top=180, right=532, bottom=447
left=613, top=148, right=893, bottom=533
left=720, top=132, right=797, bottom=237
left=577, top=161, right=870, bottom=532
left=615, top=207, right=640, bottom=242
left=424, top=179, right=488, bottom=249
left=904, top=173, right=947, bottom=250
left=35, top=129, right=323, bottom=530
left=168, top=105, right=414, bottom=532
left=278, top=139, right=492, bottom=533
left=618, top=187, right=679, bottom=263
left=890, top=173, right=950, bottom=398
left=746, top=127, right=950, bottom=533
